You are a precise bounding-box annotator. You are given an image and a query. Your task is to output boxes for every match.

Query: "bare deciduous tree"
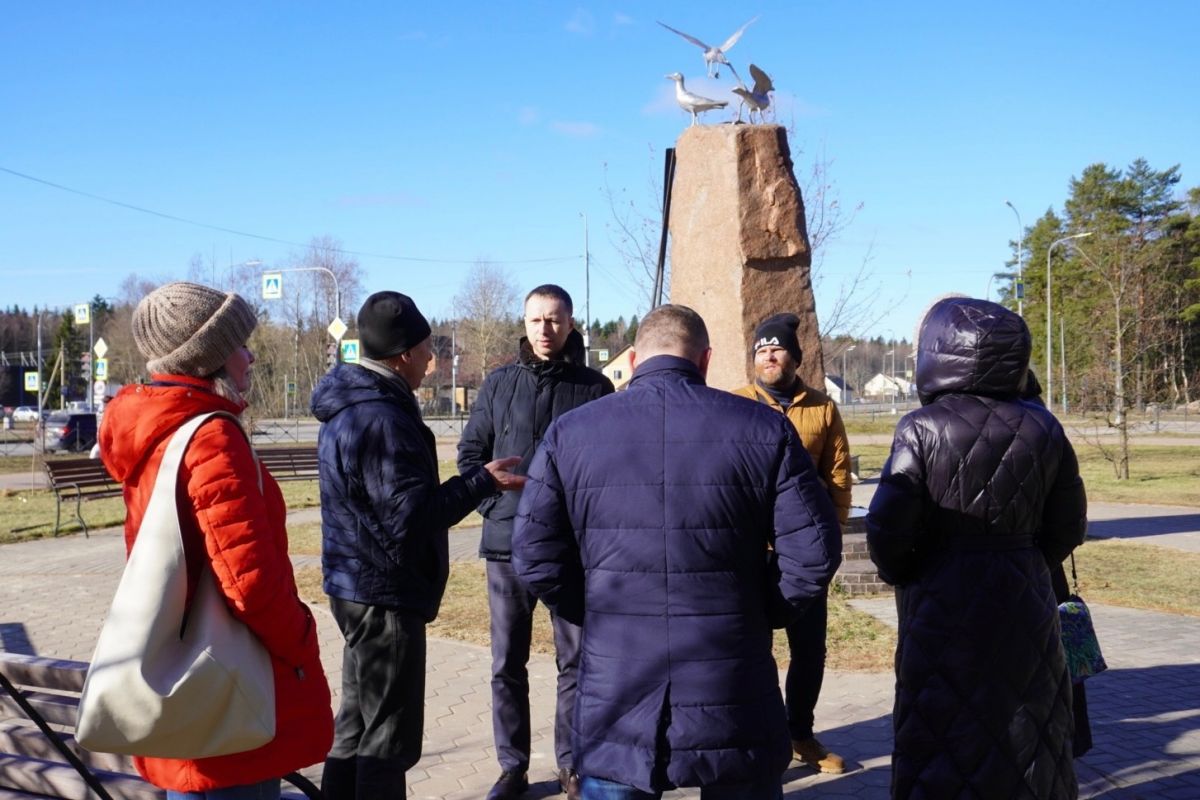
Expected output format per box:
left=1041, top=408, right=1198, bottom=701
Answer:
left=601, top=139, right=888, bottom=347
left=454, top=260, right=520, bottom=382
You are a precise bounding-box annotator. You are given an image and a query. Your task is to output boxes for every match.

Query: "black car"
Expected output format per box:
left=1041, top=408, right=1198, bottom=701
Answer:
left=42, top=412, right=98, bottom=452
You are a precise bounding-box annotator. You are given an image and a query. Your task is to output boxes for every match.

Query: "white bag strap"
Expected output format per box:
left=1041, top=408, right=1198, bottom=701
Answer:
left=142, top=411, right=246, bottom=546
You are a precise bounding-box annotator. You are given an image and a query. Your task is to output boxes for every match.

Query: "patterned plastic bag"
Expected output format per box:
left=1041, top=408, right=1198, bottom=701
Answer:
left=1058, top=594, right=1108, bottom=684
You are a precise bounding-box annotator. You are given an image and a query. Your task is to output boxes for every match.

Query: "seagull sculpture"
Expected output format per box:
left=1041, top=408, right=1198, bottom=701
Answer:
left=657, top=16, right=759, bottom=80
left=731, top=64, right=775, bottom=124
left=666, top=72, right=728, bottom=126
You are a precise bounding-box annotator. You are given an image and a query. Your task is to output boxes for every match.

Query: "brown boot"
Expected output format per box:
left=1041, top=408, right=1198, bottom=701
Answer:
left=793, top=736, right=845, bottom=774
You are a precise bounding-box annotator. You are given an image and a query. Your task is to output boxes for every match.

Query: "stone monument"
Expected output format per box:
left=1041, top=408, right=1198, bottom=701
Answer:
left=669, top=124, right=825, bottom=391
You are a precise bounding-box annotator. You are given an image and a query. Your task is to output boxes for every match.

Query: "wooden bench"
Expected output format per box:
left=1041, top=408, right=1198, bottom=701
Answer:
left=0, top=652, right=320, bottom=799
left=42, top=460, right=121, bottom=538
left=41, top=447, right=318, bottom=538
left=255, top=447, right=319, bottom=483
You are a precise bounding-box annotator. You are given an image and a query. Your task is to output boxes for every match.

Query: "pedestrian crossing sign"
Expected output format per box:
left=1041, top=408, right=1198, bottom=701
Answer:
left=340, top=339, right=360, bottom=364
left=262, top=273, right=283, bottom=300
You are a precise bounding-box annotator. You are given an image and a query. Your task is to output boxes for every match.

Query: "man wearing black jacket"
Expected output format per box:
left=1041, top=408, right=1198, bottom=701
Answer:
left=458, top=285, right=614, bottom=800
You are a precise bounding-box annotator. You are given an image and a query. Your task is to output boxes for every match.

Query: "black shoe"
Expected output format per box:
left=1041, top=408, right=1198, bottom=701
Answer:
left=486, top=769, right=529, bottom=800
left=558, top=768, right=581, bottom=800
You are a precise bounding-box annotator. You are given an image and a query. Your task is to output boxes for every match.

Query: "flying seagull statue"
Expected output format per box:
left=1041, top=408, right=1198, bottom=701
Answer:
left=731, top=64, right=774, bottom=123
left=665, top=72, right=729, bottom=126
left=657, top=16, right=759, bottom=80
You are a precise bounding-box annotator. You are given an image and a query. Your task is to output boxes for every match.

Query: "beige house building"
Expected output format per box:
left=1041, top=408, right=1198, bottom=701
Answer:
left=601, top=345, right=635, bottom=390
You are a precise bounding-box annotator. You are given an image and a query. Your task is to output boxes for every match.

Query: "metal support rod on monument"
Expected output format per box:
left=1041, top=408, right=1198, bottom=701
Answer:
left=652, top=147, right=677, bottom=309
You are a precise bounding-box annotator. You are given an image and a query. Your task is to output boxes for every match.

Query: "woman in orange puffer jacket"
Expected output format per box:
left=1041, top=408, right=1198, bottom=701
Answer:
left=99, top=282, right=332, bottom=799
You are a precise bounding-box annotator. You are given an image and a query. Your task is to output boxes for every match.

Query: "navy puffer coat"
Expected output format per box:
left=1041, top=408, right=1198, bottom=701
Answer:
left=312, top=362, right=495, bottom=620
left=512, top=355, right=842, bottom=793
left=867, top=298, right=1087, bottom=799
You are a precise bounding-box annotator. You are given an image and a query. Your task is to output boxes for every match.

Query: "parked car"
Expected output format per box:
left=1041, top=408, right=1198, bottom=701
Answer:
left=42, top=412, right=98, bottom=452
left=11, top=406, right=41, bottom=423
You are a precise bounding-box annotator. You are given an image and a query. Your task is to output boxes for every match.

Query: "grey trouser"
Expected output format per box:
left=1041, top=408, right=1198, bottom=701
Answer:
left=323, top=598, right=426, bottom=799
left=487, top=559, right=582, bottom=771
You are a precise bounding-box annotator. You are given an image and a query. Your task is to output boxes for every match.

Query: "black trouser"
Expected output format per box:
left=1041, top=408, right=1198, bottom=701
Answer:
left=487, top=559, right=582, bottom=772
left=323, top=598, right=426, bottom=799
left=784, top=587, right=828, bottom=742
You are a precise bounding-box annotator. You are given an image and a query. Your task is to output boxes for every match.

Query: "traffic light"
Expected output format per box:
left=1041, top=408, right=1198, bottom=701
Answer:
left=326, top=342, right=338, bottom=370
left=80, top=352, right=92, bottom=378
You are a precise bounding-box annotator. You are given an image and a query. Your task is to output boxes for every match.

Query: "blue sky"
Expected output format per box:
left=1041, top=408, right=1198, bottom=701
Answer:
left=4, top=1, right=1199, bottom=348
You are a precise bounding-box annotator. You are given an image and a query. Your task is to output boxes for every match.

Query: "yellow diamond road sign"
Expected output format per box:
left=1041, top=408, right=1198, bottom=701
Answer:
left=327, top=317, right=348, bottom=341
left=94, top=337, right=108, bottom=358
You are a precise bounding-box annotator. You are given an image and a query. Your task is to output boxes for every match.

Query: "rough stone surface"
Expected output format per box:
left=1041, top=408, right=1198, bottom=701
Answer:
left=669, top=124, right=824, bottom=391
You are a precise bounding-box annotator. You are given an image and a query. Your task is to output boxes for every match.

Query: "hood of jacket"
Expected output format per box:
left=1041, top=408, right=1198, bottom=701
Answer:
left=310, top=362, right=416, bottom=423
left=915, top=297, right=1031, bottom=406
left=517, top=327, right=588, bottom=369
left=99, top=375, right=244, bottom=483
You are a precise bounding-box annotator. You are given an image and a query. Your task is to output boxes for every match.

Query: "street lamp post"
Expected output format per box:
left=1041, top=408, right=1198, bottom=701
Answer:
left=1046, top=232, right=1092, bottom=411
left=842, top=344, right=856, bottom=405
left=986, top=272, right=1012, bottom=302
left=1005, top=200, right=1024, bottom=316
left=883, top=348, right=895, bottom=401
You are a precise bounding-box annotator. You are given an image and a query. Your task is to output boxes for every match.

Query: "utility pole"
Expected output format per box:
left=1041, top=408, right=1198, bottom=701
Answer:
left=581, top=212, right=591, bottom=367
left=451, top=321, right=459, bottom=416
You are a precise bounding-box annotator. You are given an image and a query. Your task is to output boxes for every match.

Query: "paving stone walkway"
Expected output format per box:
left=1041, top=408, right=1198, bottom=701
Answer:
left=2, top=518, right=1199, bottom=797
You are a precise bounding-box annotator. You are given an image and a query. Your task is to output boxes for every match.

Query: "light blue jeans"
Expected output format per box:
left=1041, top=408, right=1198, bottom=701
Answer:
left=580, top=775, right=783, bottom=800
left=166, top=778, right=281, bottom=800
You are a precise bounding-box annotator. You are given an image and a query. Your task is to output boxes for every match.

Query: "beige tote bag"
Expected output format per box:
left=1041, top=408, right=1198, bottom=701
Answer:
left=77, top=412, right=275, bottom=758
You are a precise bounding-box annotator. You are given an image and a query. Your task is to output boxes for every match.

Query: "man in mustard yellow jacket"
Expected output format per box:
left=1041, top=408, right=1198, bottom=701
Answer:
left=733, top=313, right=852, bottom=775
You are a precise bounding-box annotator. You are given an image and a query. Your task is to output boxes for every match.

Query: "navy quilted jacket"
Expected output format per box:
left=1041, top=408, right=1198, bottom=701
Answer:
left=311, top=363, right=494, bottom=620
left=512, top=355, right=842, bottom=793
left=867, top=298, right=1087, bottom=799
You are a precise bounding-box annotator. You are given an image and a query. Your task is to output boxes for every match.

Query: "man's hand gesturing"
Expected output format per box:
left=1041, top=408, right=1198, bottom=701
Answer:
left=484, top=456, right=526, bottom=492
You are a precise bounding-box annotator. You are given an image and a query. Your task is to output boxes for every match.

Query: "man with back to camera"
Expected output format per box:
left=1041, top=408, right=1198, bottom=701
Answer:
left=458, top=284, right=614, bottom=800
left=313, top=290, right=525, bottom=799
left=732, top=312, right=853, bottom=775
left=511, top=304, right=842, bottom=799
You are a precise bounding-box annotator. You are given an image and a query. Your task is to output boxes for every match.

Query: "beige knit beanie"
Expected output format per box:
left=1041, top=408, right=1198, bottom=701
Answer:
left=132, top=282, right=257, bottom=377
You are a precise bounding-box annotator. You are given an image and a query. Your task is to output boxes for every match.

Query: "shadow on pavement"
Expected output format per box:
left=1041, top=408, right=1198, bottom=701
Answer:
left=782, top=712, right=894, bottom=797
left=1087, top=514, right=1200, bottom=540
left=776, top=664, right=1200, bottom=798
left=1079, top=663, right=1200, bottom=797
left=0, top=622, right=34, bottom=655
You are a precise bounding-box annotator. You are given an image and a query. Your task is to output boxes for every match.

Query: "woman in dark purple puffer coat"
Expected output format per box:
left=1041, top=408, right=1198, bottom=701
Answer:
left=867, top=297, right=1087, bottom=799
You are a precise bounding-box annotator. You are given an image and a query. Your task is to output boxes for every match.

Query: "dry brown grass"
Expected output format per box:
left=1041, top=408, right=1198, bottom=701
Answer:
left=289, top=520, right=322, bottom=556
left=824, top=590, right=897, bottom=671
left=852, top=440, right=1200, bottom=508
left=1074, top=539, right=1200, bottom=616
left=295, top=563, right=326, bottom=606
left=424, top=561, right=896, bottom=672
